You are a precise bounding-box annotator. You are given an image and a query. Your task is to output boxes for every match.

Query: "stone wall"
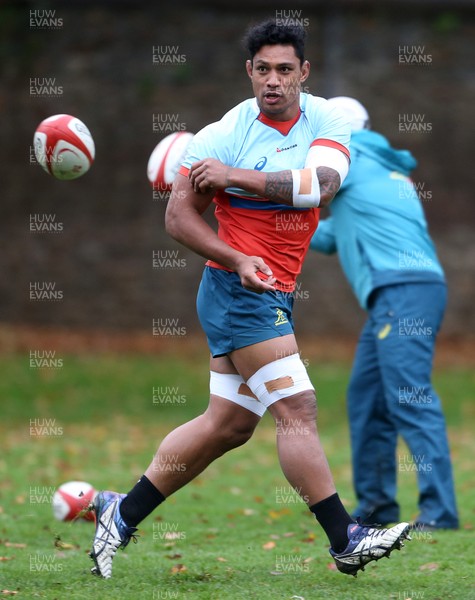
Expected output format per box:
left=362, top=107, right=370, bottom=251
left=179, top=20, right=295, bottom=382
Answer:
left=1, top=1, right=474, bottom=337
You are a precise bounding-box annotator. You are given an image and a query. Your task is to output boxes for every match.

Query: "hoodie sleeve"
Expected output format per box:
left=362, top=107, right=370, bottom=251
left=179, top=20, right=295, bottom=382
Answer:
left=310, top=217, right=337, bottom=255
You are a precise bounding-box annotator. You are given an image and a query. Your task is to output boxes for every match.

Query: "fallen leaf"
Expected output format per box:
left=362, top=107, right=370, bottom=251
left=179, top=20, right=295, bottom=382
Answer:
left=302, top=532, right=316, bottom=543
left=262, top=541, right=276, bottom=550
left=268, top=508, right=291, bottom=520
left=419, top=562, right=439, bottom=571
left=165, top=553, right=182, bottom=560
left=1, top=591, right=19, bottom=596
left=327, top=562, right=337, bottom=571
left=0, top=557, right=14, bottom=562
left=3, top=543, right=26, bottom=549
left=254, top=496, right=263, bottom=503
left=54, top=536, right=79, bottom=550
left=241, top=508, right=256, bottom=516
left=55, top=541, right=77, bottom=550
left=216, top=556, right=227, bottom=562
left=170, top=563, right=187, bottom=574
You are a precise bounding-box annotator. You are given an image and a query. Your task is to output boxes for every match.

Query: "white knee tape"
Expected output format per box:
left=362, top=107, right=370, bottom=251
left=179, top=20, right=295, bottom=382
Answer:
left=210, top=371, right=266, bottom=417
left=246, top=354, right=314, bottom=408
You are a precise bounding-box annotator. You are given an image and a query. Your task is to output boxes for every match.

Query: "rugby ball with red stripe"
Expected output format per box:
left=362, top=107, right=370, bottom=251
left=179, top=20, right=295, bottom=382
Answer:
left=52, top=480, right=96, bottom=522
left=147, top=131, right=194, bottom=192
left=34, top=114, right=95, bottom=180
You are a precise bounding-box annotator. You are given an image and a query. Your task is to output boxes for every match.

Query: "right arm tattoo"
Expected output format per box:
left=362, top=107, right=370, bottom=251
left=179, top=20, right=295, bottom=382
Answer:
left=264, top=170, right=294, bottom=205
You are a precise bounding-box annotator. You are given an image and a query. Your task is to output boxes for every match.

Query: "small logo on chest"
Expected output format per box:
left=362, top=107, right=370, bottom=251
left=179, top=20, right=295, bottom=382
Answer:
left=276, top=144, right=297, bottom=153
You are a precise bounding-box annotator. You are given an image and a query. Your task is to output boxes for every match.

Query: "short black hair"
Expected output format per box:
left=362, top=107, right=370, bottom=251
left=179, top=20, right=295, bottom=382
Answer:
left=243, top=18, right=307, bottom=65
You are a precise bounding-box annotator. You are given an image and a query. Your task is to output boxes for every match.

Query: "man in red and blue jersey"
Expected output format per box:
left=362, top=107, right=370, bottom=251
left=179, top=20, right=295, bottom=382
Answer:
left=90, top=19, right=411, bottom=579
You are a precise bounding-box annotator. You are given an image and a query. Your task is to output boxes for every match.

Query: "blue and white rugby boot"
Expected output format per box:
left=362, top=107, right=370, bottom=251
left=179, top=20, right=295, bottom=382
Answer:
left=330, top=520, right=411, bottom=576
left=89, top=491, right=138, bottom=579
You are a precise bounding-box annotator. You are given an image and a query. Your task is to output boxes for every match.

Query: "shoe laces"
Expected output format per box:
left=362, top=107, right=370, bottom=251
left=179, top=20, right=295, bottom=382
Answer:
left=350, top=517, right=388, bottom=542
left=119, top=527, right=139, bottom=550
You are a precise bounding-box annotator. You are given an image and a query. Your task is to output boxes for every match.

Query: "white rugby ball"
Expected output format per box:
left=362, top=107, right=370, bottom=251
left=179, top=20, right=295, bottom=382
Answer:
left=34, top=114, right=95, bottom=180
left=147, top=131, right=194, bottom=191
left=52, top=480, right=96, bottom=522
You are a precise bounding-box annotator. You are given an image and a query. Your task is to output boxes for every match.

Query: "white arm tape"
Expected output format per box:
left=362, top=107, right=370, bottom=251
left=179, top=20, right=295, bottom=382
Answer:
left=291, top=168, right=320, bottom=208
left=305, top=145, right=349, bottom=184
left=291, top=145, right=349, bottom=208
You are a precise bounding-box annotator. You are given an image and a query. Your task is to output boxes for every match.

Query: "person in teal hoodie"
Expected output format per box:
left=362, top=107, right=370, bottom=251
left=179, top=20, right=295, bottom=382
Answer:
left=311, top=97, right=458, bottom=529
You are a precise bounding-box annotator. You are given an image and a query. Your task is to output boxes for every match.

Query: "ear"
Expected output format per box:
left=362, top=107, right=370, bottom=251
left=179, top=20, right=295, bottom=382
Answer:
left=300, top=60, right=310, bottom=83
left=246, top=59, right=253, bottom=79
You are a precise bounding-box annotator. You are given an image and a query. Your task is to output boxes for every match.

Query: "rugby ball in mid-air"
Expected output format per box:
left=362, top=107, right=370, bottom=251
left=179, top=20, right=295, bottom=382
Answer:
left=147, top=131, right=194, bottom=191
left=52, top=481, right=96, bottom=522
left=34, top=114, right=95, bottom=180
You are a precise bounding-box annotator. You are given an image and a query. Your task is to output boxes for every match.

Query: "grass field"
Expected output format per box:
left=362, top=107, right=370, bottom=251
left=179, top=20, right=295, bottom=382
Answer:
left=0, top=349, right=474, bottom=599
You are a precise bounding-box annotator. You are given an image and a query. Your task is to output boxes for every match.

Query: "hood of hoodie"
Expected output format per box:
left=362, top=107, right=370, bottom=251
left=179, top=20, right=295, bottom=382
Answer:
left=350, top=129, right=417, bottom=175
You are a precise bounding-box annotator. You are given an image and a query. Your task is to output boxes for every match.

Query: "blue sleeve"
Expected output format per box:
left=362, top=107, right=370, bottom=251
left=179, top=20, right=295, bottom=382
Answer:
left=310, top=217, right=337, bottom=254
left=182, top=102, right=250, bottom=169
left=181, top=119, right=236, bottom=170
left=304, top=95, right=351, bottom=156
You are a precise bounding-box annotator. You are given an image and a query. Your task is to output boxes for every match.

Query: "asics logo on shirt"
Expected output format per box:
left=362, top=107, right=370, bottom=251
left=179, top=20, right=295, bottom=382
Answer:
left=253, top=143, right=298, bottom=171
left=254, top=157, right=267, bottom=170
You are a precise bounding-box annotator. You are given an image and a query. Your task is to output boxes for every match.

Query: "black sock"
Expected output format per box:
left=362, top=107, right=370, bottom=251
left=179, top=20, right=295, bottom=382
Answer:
left=119, top=475, right=166, bottom=528
left=310, top=493, right=354, bottom=553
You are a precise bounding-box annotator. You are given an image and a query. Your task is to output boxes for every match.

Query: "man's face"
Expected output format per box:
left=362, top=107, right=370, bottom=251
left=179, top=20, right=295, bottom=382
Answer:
left=246, top=44, right=310, bottom=121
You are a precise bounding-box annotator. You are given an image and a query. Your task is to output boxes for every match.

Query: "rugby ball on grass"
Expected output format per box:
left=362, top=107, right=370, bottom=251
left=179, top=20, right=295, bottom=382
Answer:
left=34, top=114, right=95, bottom=180
left=52, top=480, right=96, bottom=522
left=147, top=131, right=194, bottom=191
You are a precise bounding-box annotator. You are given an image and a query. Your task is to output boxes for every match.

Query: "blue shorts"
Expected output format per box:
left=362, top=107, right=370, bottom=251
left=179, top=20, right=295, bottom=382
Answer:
left=196, top=267, right=295, bottom=357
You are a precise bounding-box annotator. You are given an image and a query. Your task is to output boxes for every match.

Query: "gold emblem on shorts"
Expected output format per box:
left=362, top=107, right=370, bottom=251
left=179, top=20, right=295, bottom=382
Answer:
left=275, top=309, right=289, bottom=326
left=378, top=324, right=392, bottom=339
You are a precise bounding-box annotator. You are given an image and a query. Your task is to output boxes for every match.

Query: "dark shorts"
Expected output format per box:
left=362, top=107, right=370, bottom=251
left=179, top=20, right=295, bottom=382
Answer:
left=196, top=266, right=295, bottom=358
